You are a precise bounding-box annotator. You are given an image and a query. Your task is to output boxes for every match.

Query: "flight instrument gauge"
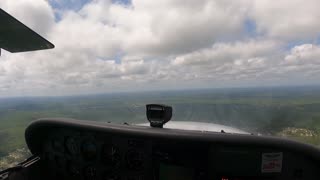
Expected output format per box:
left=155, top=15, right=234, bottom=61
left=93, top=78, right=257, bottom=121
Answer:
left=82, top=140, right=97, bottom=160
left=102, top=144, right=121, bottom=169
left=65, top=137, right=79, bottom=155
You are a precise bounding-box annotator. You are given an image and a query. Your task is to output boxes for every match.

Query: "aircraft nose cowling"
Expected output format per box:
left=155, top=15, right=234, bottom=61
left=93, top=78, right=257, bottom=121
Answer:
left=137, top=121, right=250, bottom=134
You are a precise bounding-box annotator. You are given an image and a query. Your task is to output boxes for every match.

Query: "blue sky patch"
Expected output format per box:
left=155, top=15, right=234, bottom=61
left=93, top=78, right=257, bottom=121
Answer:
left=112, top=0, right=131, bottom=6
left=98, top=51, right=124, bottom=64
left=50, top=0, right=132, bottom=21
left=285, top=39, right=316, bottom=50
left=49, top=0, right=91, bottom=21
left=49, top=0, right=90, bottom=11
left=244, top=18, right=257, bottom=37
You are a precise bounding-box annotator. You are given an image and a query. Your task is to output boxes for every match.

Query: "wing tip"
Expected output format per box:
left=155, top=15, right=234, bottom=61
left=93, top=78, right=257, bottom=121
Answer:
left=0, top=8, right=55, bottom=53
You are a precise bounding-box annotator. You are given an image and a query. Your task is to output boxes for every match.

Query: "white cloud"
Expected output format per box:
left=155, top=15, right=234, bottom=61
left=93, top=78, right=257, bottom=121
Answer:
left=284, top=44, right=320, bottom=65
left=250, top=0, right=320, bottom=40
left=0, top=0, right=55, bottom=36
left=1, top=0, right=320, bottom=96
left=167, top=40, right=279, bottom=86
left=122, top=0, right=248, bottom=56
left=172, top=39, right=280, bottom=66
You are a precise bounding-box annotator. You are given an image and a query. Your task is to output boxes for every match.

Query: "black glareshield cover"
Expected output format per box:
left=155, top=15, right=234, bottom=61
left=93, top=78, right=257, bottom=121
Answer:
left=146, top=104, right=172, bottom=127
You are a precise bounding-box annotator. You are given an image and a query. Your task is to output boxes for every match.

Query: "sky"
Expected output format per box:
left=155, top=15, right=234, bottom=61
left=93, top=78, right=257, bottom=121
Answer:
left=0, top=0, right=320, bottom=96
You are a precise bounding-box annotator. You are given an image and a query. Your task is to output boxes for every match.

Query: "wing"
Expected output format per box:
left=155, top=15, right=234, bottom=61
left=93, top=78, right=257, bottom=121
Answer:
left=0, top=8, right=54, bottom=54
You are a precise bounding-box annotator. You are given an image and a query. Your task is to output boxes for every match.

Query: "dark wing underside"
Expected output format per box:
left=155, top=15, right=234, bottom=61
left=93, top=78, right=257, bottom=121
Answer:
left=0, top=8, right=54, bottom=53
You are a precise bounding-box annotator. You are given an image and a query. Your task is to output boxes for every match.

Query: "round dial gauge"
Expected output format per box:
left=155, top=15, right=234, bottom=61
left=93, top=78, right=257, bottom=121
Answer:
left=82, top=141, right=97, bottom=160
left=102, top=144, right=121, bottom=168
left=126, top=149, right=144, bottom=170
left=52, top=138, right=63, bottom=152
left=65, top=137, right=79, bottom=155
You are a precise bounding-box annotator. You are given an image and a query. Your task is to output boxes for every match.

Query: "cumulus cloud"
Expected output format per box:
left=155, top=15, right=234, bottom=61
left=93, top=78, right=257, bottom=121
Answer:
left=0, top=0, right=320, bottom=96
left=172, top=39, right=280, bottom=66
left=276, top=44, right=320, bottom=80
left=284, top=44, right=320, bottom=65
left=169, top=39, right=282, bottom=83
left=0, top=0, right=55, bottom=35
left=250, top=0, right=320, bottom=40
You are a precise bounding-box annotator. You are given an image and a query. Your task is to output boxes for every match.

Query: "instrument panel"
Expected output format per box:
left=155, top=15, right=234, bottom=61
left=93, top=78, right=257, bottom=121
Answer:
left=25, top=119, right=320, bottom=180
left=43, top=130, right=153, bottom=180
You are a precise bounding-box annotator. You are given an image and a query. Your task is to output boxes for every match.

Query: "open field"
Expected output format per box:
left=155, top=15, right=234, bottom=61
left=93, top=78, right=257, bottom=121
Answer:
left=1, top=86, right=320, bottom=169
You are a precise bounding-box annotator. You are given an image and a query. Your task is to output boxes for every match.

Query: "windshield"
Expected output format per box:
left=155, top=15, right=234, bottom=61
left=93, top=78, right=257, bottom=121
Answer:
left=1, top=0, right=320, bottom=170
